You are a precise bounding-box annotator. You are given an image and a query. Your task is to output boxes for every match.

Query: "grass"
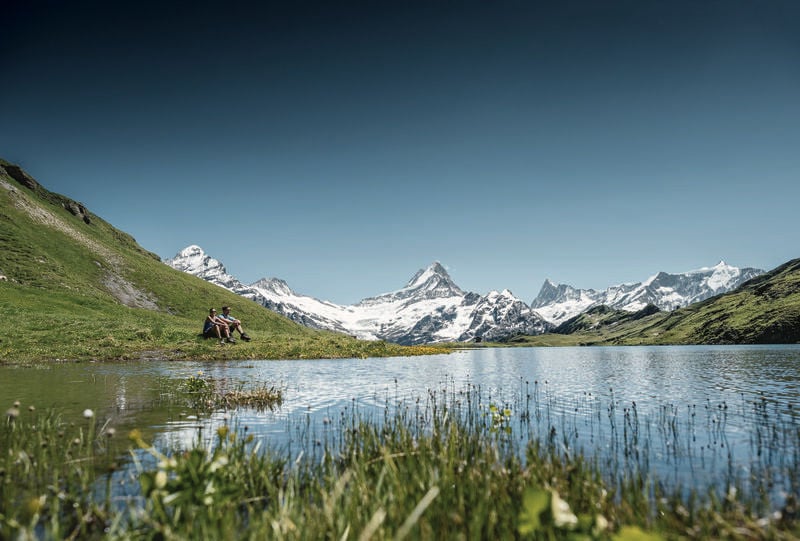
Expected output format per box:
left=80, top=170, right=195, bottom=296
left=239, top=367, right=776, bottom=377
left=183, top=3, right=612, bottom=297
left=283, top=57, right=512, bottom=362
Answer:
left=0, top=279, right=444, bottom=363
left=0, top=163, right=446, bottom=364
left=2, top=376, right=798, bottom=540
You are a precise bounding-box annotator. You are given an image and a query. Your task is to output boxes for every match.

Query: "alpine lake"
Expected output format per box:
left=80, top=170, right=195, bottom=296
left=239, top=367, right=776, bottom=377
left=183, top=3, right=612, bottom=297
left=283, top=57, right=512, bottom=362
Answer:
left=2, top=344, right=799, bottom=536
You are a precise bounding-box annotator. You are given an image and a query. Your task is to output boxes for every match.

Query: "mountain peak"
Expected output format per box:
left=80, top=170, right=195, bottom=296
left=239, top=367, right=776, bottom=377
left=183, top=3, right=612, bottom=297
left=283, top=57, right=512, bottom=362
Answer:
left=251, top=277, right=295, bottom=297
left=177, top=245, right=205, bottom=258
left=531, top=278, right=582, bottom=308
left=407, top=261, right=453, bottom=288
left=165, top=245, right=251, bottom=293
left=694, top=260, right=735, bottom=274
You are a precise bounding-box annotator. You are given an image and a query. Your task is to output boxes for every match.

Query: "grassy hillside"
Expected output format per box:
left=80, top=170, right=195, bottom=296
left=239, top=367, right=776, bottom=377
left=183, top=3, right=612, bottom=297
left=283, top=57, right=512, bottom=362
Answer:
left=509, top=259, right=800, bottom=347
left=0, top=160, right=443, bottom=363
left=551, top=304, right=661, bottom=335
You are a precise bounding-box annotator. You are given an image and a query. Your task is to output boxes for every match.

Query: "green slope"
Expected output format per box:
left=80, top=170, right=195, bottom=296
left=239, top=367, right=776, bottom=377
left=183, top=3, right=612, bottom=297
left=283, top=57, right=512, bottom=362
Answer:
left=551, top=304, right=661, bottom=335
left=510, top=259, right=800, bottom=347
left=0, top=160, right=442, bottom=363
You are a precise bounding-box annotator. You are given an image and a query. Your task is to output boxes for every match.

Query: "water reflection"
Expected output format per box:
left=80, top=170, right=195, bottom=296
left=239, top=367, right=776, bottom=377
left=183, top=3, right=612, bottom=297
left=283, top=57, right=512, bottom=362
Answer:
left=2, top=345, right=799, bottom=497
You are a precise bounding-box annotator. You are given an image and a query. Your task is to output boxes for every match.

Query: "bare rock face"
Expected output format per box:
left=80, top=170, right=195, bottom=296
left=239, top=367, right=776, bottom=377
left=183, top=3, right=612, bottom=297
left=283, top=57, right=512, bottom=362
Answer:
left=64, top=201, right=91, bottom=224
left=2, top=164, right=39, bottom=190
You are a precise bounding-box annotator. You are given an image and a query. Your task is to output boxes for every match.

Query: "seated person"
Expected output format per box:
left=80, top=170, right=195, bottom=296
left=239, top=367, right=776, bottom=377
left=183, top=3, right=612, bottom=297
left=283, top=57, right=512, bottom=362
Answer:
left=203, top=308, right=234, bottom=344
left=219, top=305, right=251, bottom=341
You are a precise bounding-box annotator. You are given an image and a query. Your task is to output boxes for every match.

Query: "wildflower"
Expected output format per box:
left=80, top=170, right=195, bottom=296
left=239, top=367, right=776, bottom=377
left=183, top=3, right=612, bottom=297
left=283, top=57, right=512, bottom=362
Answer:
left=83, top=409, right=94, bottom=419
left=105, top=428, right=116, bottom=438
left=5, top=407, right=19, bottom=420
left=154, top=470, right=168, bottom=489
left=157, top=457, right=177, bottom=470
left=26, top=496, right=45, bottom=516
left=551, top=491, right=578, bottom=529
left=129, top=429, right=150, bottom=449
left=209, top=455, right=228, bottom=473
left=593, top=514, right=609, bottom=536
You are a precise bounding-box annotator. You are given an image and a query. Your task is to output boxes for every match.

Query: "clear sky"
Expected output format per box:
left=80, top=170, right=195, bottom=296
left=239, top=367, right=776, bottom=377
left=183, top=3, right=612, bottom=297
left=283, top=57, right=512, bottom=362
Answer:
left=3, top=0, right=799, bottom=305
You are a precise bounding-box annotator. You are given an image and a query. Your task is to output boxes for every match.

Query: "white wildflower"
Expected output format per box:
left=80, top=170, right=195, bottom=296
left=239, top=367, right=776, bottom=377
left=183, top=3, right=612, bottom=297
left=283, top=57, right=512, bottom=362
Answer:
left=551, top=491, right=578, bottom=529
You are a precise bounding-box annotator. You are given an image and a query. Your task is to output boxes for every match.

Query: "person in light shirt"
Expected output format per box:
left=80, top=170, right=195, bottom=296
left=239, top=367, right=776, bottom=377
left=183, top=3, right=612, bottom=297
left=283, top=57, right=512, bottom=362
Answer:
left=219, top=305, right=252, bottom=341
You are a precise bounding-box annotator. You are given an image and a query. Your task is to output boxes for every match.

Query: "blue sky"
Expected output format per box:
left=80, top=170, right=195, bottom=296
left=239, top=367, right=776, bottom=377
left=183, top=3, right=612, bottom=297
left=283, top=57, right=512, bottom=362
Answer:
left=3, top=1, right=799, bottom=304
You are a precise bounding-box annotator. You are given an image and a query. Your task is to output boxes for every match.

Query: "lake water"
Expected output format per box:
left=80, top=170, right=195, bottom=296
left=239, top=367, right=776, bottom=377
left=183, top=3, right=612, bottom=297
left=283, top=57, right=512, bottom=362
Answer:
left=2, top=345, right=799, bottom=501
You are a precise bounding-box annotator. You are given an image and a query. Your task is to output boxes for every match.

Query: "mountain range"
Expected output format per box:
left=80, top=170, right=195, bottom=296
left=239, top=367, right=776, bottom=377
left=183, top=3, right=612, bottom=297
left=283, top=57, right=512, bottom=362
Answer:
left=167, top=245, right=764, bottom=345
left=166, top=246, right=550, bottom=345
left=4, top=157, right=796, bottom=363
left=514, top=257, right=800, bottom=346
left=531, top=261, right=764, bottom=325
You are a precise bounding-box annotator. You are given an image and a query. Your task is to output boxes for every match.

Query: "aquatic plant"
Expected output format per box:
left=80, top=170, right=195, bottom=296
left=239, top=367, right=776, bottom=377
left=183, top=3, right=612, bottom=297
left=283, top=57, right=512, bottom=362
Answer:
left=158, top=371, right=284, bottom=412
left=1, top=379, right=798, bottom=539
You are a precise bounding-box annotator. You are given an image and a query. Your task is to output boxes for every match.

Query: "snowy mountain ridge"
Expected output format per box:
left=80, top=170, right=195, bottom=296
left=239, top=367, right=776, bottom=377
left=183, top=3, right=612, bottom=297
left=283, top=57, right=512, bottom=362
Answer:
left=530, top=260, right=764, bottom=325
left=165, top=246, right=550, bottom=344
left=166, top=246, right=764, bottom=343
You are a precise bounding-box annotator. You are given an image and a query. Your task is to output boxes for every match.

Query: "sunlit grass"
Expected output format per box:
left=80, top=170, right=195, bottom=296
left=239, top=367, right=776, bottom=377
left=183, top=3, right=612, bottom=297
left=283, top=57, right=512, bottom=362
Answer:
left=0, top=169, right=447, bottom=364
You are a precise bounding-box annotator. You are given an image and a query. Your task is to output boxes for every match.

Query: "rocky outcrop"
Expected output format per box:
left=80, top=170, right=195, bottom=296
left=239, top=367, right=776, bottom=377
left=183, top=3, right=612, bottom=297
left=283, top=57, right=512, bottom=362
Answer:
left=1, top=164, right=92, bottom=224
left=2, top=164, right=39, bottom=191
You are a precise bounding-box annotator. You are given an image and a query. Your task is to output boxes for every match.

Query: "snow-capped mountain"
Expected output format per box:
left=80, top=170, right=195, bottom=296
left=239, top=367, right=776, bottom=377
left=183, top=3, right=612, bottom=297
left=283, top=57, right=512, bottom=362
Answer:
left=531, top=261, right=764, bottom=325
left=166, top=245, right=252, bottom=296
left=166, top=246, right=551, bottom=344
left=167, top=246, right=763, bottom=342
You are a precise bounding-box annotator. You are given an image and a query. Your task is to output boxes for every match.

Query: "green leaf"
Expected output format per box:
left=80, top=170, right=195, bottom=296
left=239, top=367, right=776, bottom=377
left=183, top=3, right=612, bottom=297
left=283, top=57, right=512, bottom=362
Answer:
left=518, top=488, right=550, bottom=535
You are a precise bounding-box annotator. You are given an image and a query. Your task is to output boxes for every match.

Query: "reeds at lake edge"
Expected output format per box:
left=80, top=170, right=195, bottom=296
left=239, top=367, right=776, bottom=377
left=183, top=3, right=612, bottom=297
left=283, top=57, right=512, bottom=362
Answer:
left=2, top=376, right=798, bottom=540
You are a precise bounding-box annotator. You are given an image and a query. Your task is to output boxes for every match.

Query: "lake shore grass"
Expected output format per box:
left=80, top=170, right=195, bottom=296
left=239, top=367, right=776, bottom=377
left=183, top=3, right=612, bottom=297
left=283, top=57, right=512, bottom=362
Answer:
left=0, top=282, right=447, bottom=365
left=3, top=378, right=798, bottom=540
left=0, top=174, right=448, bottom=365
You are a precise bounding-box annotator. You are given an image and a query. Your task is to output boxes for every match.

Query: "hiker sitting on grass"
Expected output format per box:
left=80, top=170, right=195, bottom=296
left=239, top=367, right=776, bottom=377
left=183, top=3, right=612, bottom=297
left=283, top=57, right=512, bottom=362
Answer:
left=220, top=306, right=252, bottom=341
left=203, top=308, right=235, bottom=344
